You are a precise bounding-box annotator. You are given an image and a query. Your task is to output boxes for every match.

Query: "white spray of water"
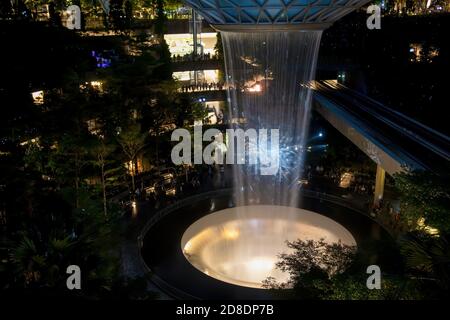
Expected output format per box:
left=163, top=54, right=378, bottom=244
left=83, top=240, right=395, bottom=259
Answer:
left=221, top=31, right=323, bottom=208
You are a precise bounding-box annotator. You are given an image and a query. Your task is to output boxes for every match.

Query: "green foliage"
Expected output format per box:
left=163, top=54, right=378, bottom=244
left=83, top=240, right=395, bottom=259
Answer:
left=0, top=16, right=181, bottom=299
left=3, top=191, right=121, bottom=292
left=152, top=39, right=173, bottom=80
left=153, top=0, right=167, bottom=37
left=117, top=124, right=147, bottom=190
left=313, top=274, right=424, bottom=300
left=110, top=0, right=125, bottom=30
left=262, top=239, right=356, bottom=291
left=173, top=94, right=208, bottom=127
left=124, top=0, right=133, bottom=28
left=117, top=124, right=147, bottom=162
left=400, top=232, right=450, bottom=291
left=0, top=0, right=12, bottom=17
left=278, top=239, right=356, bottom=278
left=393, top=170, right=450, bottom=233
left=88, top=138, right=125, bottom=215
left=263, top=238, right=426, bottom=299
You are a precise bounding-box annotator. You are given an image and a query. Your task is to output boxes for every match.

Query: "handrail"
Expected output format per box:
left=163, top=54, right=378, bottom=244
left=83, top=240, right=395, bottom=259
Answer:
left=315, top=81, right=450, bottom=162
left=138, top=188, right=233, bottom=245
left=137, top=188, right=393, bottom=299
left=137, top=188, right=232, bottom=300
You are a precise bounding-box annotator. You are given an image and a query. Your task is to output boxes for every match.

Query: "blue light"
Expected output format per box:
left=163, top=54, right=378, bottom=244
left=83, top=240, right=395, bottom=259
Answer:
left=92, top=51, right=111, bottom=68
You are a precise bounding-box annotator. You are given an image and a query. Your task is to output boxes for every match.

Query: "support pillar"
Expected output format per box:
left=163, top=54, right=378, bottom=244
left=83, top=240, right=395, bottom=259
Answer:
left=374, top=164, right=385, bottom=206
left=191, top=9, right=198, bottom=85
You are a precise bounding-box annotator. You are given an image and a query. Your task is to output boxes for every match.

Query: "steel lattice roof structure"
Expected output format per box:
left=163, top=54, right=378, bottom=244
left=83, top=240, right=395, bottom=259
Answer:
left=184, top=0, right=372, bottom=30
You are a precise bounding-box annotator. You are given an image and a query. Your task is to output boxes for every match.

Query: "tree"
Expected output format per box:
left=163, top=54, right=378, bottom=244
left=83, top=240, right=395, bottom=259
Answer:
left=393, top=170, right=450, bottom=233
left=263, top=238, right=426, bottom=299
left=153, top=0, right=167, bottom=37
left=313, top=273, right=424, bottom=300
left=2, top=185, right=122, bottom=295
left=89, top=139, right=116, bottom=216
left=124, top=0, right=133, bottom=29
left=263, top=239, right=356, bottom=291
left=0, top=18, right=155, bottom=299
left=0, top=0, right=12, bottom=18
left=173, top=94, right=208, bottom=127
left=48, top=2, right=61, bottom=26
left=47, top=133, right=90, bottom=209
left=110, top=0, right=125, bottom=30
left=400, top=232, right=450, bottom=292
left=117, top=124, right=147, bottom=192
left=153, top=39, right=173, bottom=81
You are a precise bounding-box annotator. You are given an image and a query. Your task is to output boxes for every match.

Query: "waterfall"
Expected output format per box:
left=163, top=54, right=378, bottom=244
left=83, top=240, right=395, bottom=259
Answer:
left=221, top=31, right=323, bottom=208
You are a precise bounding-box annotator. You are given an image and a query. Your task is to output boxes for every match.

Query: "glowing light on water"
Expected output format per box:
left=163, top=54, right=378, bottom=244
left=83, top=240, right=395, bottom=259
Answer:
left=188, top=28, right=339, bottom=290
left=181, top=205, right=356, bottom=288
left=222, top=227, right=240, bottom=240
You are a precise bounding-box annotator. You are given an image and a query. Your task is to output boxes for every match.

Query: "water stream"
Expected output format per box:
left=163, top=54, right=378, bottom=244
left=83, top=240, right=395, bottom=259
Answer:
left=221, top=31, right=323, bottom=208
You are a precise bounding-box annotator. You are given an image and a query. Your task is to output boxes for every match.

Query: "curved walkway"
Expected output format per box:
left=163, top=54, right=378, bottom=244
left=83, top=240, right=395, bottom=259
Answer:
left=120, top=183, right=394, bottom=299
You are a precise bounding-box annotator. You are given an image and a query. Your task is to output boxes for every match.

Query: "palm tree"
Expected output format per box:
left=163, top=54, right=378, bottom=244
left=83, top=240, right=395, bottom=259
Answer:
left=9, top=235, right=74, bottom=287
left=400, top=233, right=450, bottom=290
left=9, top=236, right=44, bottom=286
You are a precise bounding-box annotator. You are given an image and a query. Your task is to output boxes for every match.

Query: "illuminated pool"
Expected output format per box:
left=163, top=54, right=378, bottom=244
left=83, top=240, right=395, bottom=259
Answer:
left=181, top=205, right=356, bottom=288
left=141, top=191, right=391, bottom=299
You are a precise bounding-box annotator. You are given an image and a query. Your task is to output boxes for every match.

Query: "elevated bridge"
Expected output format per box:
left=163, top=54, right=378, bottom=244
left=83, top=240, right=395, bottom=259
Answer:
left=312, top=80, right=450, bottom=203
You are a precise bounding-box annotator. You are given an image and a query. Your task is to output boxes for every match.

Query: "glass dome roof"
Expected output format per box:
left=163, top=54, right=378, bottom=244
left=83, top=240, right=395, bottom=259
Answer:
left=184, top=0, right=372, bottom=29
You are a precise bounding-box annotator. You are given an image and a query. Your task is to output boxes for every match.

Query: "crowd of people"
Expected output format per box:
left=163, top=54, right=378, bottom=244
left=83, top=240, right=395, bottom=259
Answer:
left=128, top=164, right=229, bottom=209
left=172, top=52, right=219, bottom=63
left=125, top=159, right=407, bottom=236
left=306, top=164, right=376, bottom=196
left=179, top=82, right=224, bottom=92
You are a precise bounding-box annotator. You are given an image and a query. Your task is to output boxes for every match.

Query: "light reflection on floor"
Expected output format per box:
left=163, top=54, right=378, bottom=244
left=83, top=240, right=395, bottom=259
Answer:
left=181, top=205, right=356, bottom=289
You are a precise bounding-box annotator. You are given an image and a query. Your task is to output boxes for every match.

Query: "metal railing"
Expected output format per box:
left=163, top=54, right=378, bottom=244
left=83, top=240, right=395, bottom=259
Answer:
left=136, top=187, right=395, bottom=299
left=137, top=188, right=232, bottom=300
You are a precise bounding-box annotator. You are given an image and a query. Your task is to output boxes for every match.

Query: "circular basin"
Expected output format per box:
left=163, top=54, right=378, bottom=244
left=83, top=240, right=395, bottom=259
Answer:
left=181, top=205, right=356, bottom=288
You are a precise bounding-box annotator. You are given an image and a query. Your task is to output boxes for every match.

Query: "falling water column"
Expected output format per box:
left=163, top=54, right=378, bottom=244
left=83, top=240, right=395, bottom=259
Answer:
left=220, top=31, right=323, bottom=208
